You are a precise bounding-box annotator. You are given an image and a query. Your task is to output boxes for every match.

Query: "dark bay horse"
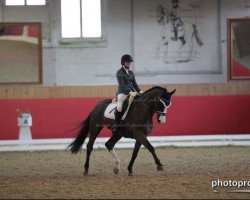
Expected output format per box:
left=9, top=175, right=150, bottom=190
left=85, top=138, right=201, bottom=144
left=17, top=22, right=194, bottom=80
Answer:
left=68, top=86, right=176, bottom=175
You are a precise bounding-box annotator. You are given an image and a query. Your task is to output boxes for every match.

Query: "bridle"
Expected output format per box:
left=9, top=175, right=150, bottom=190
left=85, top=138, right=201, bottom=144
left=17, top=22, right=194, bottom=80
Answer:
left=155, top=98, right=171, bottom=117
left=140, top=95, right=171, bottom=116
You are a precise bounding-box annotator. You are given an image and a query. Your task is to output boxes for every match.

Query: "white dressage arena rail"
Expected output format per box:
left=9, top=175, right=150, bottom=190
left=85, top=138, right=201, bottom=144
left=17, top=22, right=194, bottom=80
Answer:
left=0, top=134, right=250, bottom=152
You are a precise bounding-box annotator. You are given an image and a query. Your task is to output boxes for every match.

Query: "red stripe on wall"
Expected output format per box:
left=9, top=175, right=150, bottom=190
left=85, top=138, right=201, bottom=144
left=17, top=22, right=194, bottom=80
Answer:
left=0, top=96, right=250, bottom=140
left=161, top=96, right=250, bottom=135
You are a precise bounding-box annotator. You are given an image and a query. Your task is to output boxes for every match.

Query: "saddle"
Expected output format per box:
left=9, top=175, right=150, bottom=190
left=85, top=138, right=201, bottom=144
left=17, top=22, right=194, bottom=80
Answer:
left=104, top=95, right=135, bottom=120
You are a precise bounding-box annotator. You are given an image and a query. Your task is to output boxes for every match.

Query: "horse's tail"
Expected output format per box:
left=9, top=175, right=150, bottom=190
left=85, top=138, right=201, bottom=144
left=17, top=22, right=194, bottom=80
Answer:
left=192, top=24, right=204, bottom=46
left=68, top=112, right=91, bottom=154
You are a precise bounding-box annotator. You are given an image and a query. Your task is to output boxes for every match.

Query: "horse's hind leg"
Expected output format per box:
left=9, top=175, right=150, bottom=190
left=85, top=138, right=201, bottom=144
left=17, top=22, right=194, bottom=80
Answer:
left=133, top=129, right=164, bottom=171
left=83, top=126, right=103, bottom=175
left=105, top=133, right=122, bottom=174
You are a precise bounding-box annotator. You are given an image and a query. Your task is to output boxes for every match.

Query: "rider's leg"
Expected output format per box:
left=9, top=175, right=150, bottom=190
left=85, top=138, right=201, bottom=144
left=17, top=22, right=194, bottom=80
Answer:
left=173, top=26, right=178, bottom=41
left=112, top=109, right=122, bottom=133
left=112, top=94, right=128, bottom=133
left=179, top=36, right=186, bottom=45
left=173, top=18, right=182, bottom=41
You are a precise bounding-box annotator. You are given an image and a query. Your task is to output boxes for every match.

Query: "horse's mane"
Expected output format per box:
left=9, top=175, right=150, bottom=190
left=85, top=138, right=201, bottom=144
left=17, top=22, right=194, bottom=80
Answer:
left=136, top=86, right=166, bottom=99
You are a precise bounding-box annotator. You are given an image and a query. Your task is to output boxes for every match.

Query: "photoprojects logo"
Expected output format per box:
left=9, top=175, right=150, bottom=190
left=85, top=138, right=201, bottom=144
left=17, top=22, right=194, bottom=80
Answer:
left=212, top=179, right=250, bottom=193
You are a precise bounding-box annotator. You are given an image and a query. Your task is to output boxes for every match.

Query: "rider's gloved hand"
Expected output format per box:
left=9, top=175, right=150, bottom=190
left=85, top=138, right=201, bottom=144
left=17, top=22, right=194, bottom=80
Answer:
left=129, top=91, right=137, bottom=97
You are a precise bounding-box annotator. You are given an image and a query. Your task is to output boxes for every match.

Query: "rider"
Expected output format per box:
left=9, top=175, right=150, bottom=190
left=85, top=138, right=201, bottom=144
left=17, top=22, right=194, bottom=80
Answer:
left=112, top=54, right=143, bottom=133
left=170, top=0, right=185, bottom=44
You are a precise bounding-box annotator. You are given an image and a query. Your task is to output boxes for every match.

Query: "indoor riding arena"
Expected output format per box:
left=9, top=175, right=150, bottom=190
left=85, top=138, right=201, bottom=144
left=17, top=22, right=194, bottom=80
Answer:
left=0, top=0, right=250, bottom=199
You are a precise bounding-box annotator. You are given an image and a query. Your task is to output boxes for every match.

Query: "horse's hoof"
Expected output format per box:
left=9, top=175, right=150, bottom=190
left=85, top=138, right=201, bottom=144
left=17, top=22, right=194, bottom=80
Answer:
left=157, top=165, right=164, bottom=171
left=83, top=171, right=88, bottom=176
left=128, top=172, right=134, bottom=176
left=113, top=167, right=119, bottom=175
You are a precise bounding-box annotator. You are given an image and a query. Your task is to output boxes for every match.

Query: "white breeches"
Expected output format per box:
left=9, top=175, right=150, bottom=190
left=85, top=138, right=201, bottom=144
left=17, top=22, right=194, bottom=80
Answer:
left=116, top=93, right=128, bottom=112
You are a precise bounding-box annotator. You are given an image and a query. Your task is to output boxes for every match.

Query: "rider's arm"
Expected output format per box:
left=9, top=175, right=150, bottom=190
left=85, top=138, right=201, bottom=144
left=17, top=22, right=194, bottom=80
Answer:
left=131, top=73, right=141, bottom=93
left=116, top=70, right=130, bottom=95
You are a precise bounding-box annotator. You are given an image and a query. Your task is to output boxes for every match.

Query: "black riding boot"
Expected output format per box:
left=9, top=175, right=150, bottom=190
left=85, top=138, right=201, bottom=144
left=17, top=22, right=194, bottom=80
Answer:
left=179, top=36, right=186, bottom=45
left=173, top=28, right=178, bottom=41
left=112, top=109, right=123, bottom=133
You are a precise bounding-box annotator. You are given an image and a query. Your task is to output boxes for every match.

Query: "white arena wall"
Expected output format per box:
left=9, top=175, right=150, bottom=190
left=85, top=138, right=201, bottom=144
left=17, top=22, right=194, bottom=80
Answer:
left=1, top=135, right=250, bottom=152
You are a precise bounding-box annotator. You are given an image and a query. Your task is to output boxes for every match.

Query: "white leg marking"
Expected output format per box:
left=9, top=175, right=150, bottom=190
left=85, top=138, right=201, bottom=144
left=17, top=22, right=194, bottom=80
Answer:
left=110, top=149, right=120, bottom=174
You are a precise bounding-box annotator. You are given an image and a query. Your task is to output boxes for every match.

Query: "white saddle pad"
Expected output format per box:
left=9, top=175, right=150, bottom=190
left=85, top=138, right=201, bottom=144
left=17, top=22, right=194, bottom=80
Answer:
left=104, top=95, right=135, bottom=120
left=104, top=103, right=129, bottom=120
left=104, top=103, right=118, bottom=120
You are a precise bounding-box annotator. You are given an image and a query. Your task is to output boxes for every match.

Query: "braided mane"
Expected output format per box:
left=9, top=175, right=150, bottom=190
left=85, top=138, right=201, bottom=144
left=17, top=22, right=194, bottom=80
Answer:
left=136, top=86, right=166, bottom=99
left=144, top=86, right=166, bottom=93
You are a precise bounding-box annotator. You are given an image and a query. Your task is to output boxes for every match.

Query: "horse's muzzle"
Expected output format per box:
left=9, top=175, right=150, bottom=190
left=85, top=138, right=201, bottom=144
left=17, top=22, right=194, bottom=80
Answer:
left=157, top=116, right=166, bottom=124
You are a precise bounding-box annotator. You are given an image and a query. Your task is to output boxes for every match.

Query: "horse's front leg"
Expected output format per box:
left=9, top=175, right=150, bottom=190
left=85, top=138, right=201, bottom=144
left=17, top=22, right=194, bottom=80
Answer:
left=105, top=133, right=122, bottom=174
left=127, top=141, right=141, bottom=176
left=133, top=129, right=164, bottom=171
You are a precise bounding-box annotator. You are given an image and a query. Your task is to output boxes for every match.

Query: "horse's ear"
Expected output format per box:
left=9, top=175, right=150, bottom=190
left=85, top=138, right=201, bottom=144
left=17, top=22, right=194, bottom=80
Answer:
left=169, top=89, right=176, bottom=95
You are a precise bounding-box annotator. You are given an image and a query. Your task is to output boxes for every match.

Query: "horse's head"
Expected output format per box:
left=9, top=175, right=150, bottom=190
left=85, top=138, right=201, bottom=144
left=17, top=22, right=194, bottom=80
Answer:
left=136, top=86, right=175, bottom=123
left=154, top=89, right=176, bottom=124
left=156, top=5, right=170, bottom=25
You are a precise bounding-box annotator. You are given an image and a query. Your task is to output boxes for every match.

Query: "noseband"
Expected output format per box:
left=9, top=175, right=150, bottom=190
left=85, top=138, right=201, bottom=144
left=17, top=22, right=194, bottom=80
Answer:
left=140, top=95, right=171, bottom=116
left=156, top=99, right=171, bottom=117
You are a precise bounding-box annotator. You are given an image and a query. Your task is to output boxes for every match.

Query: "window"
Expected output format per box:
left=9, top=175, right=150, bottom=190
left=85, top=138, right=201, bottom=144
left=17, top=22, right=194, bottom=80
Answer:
left=5, top=0, right=24, bottom=5
left=27, top=0, right=46, bottom=5
left=61, top=0, right=102, bottom=38
left=5, top=0, right=46, bottom=5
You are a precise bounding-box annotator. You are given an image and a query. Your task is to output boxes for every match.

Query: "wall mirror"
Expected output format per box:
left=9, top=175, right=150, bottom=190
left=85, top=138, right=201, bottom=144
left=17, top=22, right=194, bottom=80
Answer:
left=0, top=22, right=42, bottom=84
left=228, top=18, right=250, bottom=80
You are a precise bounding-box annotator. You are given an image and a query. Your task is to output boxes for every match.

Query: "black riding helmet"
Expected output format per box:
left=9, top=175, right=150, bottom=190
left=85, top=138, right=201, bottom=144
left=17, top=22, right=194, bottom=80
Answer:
left=121, top=54, right=133, bottom=65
